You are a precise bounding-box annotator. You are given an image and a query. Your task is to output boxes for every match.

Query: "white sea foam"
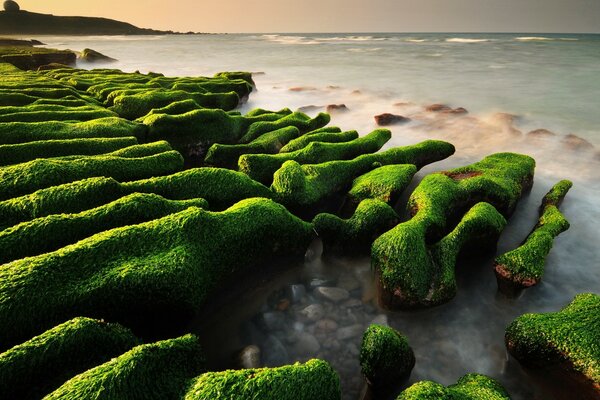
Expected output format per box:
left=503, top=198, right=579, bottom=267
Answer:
left=346, top=47, right=383, bottom=53
left=405, top=38, right=427, bottom=43
left=515, top=36, right=553, bottom=41
left=261, top=34, right=321, bottom=45
left=445, top=38, right=491, bottom=43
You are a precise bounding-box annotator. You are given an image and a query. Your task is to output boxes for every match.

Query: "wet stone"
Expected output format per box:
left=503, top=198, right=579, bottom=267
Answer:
left=261, top=311, right=286, bottom=331
left=370, top=314, right=389, bottom=326
left=293, top=332, right=321, bottom=354
left=300, top=304, right=325, bottom=321
left=309, top=278, right=334, bottom=288
left=315, top=318, right=339, bottom=333
left=237, top=345, right=261, bottom=369
left=342, top=298, right=362, bottom=309
left=263, top=335, right=288, bottom=367
left=337, top=275, right=360, bottom=291
left=288, top=284, right=306, bottom=303
left=337, top=324, right=364, bottom=341
left=314, top=286, right=350, bottom=303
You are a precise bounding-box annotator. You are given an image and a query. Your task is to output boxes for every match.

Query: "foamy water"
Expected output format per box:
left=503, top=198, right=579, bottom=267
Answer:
left=35, top=32, right=600, bottom=399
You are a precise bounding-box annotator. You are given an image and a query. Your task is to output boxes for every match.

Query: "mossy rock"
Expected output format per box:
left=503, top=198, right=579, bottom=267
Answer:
left=0, top=317, right=140, bottom=400
left=0, top=193, right=208, bottom=263
left=44, top=335, right=205, bottom=400
left=505, top=293, right=600, bottom=396
left=0, top=198, right=313, bottom=348
left=279, top=127, right=351, bottom=153
left=360, top=324, right=415, bottom=391
left=184, top=359, right=340, bottom=400
left=373, top=153, right=535, bottom=309
left=495, top=180, right=572, bottom=293
left=313, top=199, right=399, bottom=255
left=397, top=373, right=511, bottom=399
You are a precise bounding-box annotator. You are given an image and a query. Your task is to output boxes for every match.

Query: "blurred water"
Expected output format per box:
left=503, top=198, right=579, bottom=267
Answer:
left=35, top=33, right=600, bottom=399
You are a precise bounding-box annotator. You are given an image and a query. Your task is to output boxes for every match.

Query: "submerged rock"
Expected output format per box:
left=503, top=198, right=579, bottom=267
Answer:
left=397, top=373, right=511, bottom=399
left=374, top=113, right=410, bottom=126
left=326, top=104, right=349, bottom=113
left=236, top=345, right=261, bottom=369
left=314, top=287, right=350, bottom=303
left=300, top=304, right=325, bottom=321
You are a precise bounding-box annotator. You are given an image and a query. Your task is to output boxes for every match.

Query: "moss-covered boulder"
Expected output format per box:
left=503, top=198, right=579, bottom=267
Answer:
left=279, top=127, right=353, bottom=153
left=0, top=193, right=208, bottom=263
left=44, top=334, right=205, bottom=400
left=313, top=199, right=399, bottom=255
left=0, top=317, right=140, bottom=400
left=505, top=293, right=600, bottom=396
left=0, top=104, right=116, bottom=122
left=183, top=359, right=340, bottom=400
left=239, top=129, right=392, bottom=185
left=238, top=112, right=330, bottom=143
left=360, top=324, right=415, bottom=392
left=271, top=140, right=455, bottom=216
left=0, top=198, right=313, bottom=348
left=204, top=126, right=301, bottom=169
left=345, top=164, right=418, bottom=211
left=0, top=137, right=138, bottom=166
left=373, top=153, right=535, bottom=309
left=0, top=117, right=147, bottom=144
left=0, top=149, right=184, bottom=200
left=495, top=180, right=572, bottom=293
left=397, top=373, right=511, bottom=400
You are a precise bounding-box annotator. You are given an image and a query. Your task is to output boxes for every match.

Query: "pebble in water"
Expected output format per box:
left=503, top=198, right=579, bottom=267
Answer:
left=314, top=286, right=350, bottom=303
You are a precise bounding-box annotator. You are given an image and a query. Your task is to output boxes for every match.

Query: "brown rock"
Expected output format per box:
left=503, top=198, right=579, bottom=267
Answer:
left=374, top=113, right=411, bottom=126
left=562, top=134, right=594, bottom=151
left=289, top=86, right=318, bottom=92
left=425, top=103, right=452, bottom=112
left=449, top=107, right=468, bottom=115
left=527, top=128, right=556, bottom=139
left=298, top=105, right=323, bottom=113
left=277, top=299, right=290, bottom=311
left=326, top=104, right=349, bottom=113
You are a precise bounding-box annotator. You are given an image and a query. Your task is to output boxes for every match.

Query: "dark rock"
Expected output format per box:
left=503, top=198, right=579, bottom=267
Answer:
left=374, top=113, right=411, bottom=126
left=337, top=324, right=364, bottom=340
left=261, top=311, right=286, bottom=331
left=315, top=319, right=338, bottom=333
left=326, top=104, right=349, bottom=113
left=263, top=335, right=288, bottom=366
left=293, top=332, right=321, bottom=354
left=289, top=86, right=318, bottom=92
left=79, top=48, right=117, bottom=63
left=300, top=304, right=325, bottom=321
left=425, top=103, right=452, bottom=112
left=288, top=284, right=306, bottom=303
left=3, top=1, right=19, bottom=12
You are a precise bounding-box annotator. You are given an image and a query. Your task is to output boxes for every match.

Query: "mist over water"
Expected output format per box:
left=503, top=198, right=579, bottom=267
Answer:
left=39, top=33, right=600, bottom=399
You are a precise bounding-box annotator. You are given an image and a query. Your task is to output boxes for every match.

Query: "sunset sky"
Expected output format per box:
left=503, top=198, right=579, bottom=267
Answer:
left=19, top=0, right=600, bottom=33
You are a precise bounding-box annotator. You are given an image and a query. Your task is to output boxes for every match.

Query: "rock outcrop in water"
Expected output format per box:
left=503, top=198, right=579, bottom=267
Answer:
left=397, top=373, right=511, bottom=400
left=372, top=153, right=535, bottom=309
left=360, top=324, right=415, bottom=393
left=505, top=293, right=600, bottom=399
left=494, top=179, right=572, bottom=294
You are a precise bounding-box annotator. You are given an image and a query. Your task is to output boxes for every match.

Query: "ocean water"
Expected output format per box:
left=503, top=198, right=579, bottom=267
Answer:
left=38, top=33, right=600, bottom=399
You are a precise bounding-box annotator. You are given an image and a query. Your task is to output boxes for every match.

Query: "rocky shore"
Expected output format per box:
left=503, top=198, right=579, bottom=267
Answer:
left=0, top=58, right=594, bottom=400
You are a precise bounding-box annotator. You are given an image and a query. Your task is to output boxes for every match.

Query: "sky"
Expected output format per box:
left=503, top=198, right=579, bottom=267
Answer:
left=18, top=0, right=600, bottom=33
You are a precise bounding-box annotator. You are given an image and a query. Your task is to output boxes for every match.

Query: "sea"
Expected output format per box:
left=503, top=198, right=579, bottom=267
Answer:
left=38, top=33, right=599, bottom=399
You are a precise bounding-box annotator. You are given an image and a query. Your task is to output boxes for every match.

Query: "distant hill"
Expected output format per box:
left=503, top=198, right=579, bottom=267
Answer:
left=0, top=10, right=193, bottom=35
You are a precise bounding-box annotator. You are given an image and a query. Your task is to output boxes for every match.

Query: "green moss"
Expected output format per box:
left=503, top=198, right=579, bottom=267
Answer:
left=214, top=71, right=255, bottom=87
left=505, top=293, right=600, bottom=388
left=347, top=164, right=418, bottom=207
left=397, top=374, right=511, bottom=400
left=373, top=153, right=535, bottom=309
left=494, top=180, right=572, bottom=289
left=110, top=89, right=240, bottom=119
left=428, top=202, right=507, bottom=303
left=0, top=317, right=140, bottom=400
left=184, top=359, right=340, bottom=400
left=0, top=167, right=271, bottom=229
left=314, top=199, right=399, bottom=255
left=137, top=99, right=201, bottom=117
left=0, top=106, right=116, bottom=122
left=204, top=126, right=301, bottom=168
left=239, top=112, right=330, bottom=143
left=44, top=335, right=206, bottom=400
left=0, top=117, right=147, bottom=144
left=0, top=150, right=184, bottom=201
left=0, top=193, right=208, bottom=264
left=239, top=129, right=393, bottom=184
left=0, top=198, right=313, bottom=347
left=123, top=167, right=273, bottom=210
left=360, top=324, right=415, bottom=390
left=271, top=140, right=454, bottom=213
left=280, top=128, right=355, bottom=153
left=0, top=137, right=138, bottom=166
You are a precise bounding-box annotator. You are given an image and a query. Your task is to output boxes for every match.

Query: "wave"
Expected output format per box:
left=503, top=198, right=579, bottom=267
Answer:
left=445, top=38, right=491, bottom=43
left=315, top=35, right=388, bottom=42
left=260, top=34, right=321, bottom=45
left=515, top=36, right=579, bottom=42
left=346, top=47, right=383, bottom=53
left=405, top=38, right=427, bottom=43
